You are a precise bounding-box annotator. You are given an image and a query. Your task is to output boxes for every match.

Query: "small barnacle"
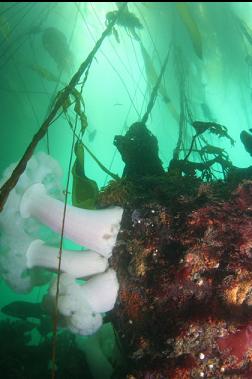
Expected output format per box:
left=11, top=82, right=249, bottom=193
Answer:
left=199, top=353, right=205, bottom=360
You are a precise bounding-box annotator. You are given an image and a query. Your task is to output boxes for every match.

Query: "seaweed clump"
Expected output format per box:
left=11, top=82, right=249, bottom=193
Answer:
left=113, top=122, right=164, bottom=179
left=100, top=121, right=240, bottom=212
left=99, top=172, right=239, bottom=212
left=99, top=123, right=252, bottom=378
left=0, top=319, right=93, bottom=379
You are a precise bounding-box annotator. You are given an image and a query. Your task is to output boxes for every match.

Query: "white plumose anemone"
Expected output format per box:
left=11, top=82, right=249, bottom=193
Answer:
left=0, top=153, right=63, bottom=292
left=26, top=239, right=108, bottom=278
left=47, top=272, right=118, bottom=336
left=20, top=183, right=123, bottom=258
left=0, top=152, right=122, bottom=335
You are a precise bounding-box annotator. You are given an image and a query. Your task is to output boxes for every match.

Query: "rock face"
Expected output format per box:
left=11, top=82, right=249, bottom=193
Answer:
left=109, top=181, right=252, bottom=378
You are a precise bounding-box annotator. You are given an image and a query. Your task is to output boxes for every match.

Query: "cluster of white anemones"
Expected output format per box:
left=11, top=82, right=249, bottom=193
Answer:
left=0, top=152, right=123, bottom=335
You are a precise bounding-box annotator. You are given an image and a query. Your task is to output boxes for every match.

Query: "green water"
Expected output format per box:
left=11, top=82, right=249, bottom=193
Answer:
left=1, top=2, right=252, bottom=378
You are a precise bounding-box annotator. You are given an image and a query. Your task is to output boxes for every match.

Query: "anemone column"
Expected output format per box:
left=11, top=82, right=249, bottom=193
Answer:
left=20, top=183, right=123, bottom=257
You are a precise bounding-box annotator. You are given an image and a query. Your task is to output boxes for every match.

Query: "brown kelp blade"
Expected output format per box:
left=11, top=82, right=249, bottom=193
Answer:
left=176, top=2, right=203, bottom=60
left=140, top=41, right=179, bottom=122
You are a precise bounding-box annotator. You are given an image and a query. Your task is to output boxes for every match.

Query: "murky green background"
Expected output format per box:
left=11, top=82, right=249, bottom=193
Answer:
left=1, top=2, right=252, bottom=377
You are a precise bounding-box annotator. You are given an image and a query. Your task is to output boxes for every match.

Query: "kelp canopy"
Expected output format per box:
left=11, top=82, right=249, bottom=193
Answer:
left=1, top=2, right=252, bottom=181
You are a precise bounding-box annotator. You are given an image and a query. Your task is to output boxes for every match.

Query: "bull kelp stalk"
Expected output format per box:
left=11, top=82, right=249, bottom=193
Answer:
left=141, top=45, right=171, bottom=124
left=83, top=142, right=119, bottom=180
left=173, top=49, right=191, bottom=160
left=65, top=115, right=119, bottom=180
left=0, top=3, right=128, bottom=212
left=173, top=71, right=186, bottom=160
left=51, top=116, right=77, bottom=379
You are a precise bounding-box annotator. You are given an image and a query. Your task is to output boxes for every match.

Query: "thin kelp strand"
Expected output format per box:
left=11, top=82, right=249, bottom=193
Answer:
left=104, top=63, right=148, bottom=187
left=142, top=45, right=171, bottom=124
left=77, top=2, right=142, bottom=110
left=0, top=87, right=51, bottom=95
left=0, top=4, right=57, bottom=68
left=0, top=4, right=127, bottom=211
left=89, top=3, right=139, bottom=80
left=129, top=32, right=149, bottom=91
left=89, top=2, right=147, bottom=100
left=0, top=2, right=30, bottom=17
left=51, top=114, right=77, bottom=379
left=11, top=55, right=41, bottom=128
left=134, top=3, right=163, bottom=68
left=65, top=114, right=119, bottom=181
left=0, top=2, right=35, bottom=57
left=133, top=5, right=154, bottom=43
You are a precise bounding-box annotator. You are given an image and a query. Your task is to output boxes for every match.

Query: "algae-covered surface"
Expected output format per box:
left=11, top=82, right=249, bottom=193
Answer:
left=1, top=2, right=252, bottom=378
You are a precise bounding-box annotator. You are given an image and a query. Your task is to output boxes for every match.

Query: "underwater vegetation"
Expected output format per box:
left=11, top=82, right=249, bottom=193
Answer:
left=2, top=119, right=252, bottom=377
left=106, top=3, right=143, bottom=42
left=240, top=130, right=252, bottom=157
left=72, top=141, right=99, bottom=209
left=100, top=125, right=252, bottom=378
left=176, top=2, right=203, bottom=60
left=3, top=2, right=252, bottom=378
left=113, top=122, right=164, bottom=179
left=0, top=318, right=93, bottom=379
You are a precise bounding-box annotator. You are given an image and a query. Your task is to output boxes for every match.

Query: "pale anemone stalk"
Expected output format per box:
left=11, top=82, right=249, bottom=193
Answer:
left=20, top=183, right=123, bottom=257
left=26, top=239, right=108, bottom=278
left=79, top=268, right=119, bottom=313
left=47, top=269, right=119, bottom=336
